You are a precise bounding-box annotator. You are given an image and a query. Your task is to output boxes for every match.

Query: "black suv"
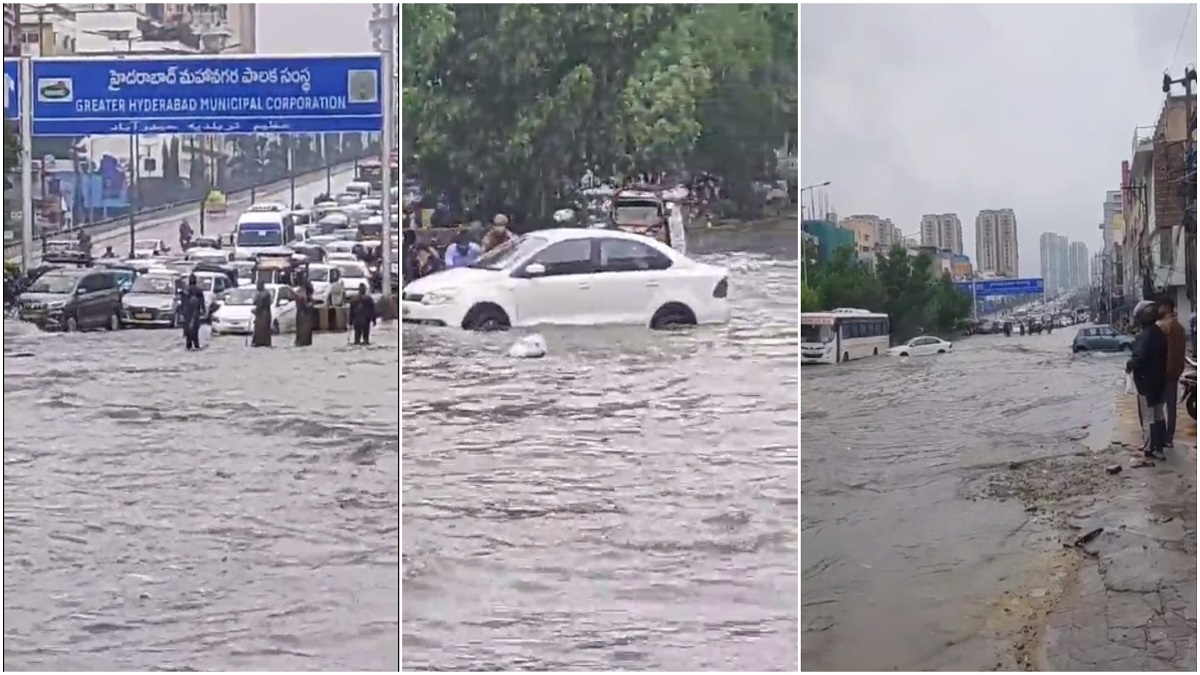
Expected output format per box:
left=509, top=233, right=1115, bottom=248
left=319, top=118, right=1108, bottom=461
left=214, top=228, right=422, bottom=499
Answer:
left=17, top=268, right=124, bottom=332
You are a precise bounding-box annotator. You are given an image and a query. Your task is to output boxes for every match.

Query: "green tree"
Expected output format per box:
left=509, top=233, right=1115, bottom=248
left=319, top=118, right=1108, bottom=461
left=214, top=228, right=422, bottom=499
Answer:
left=805, top=243, right=972, bottom=340
left=3, top=120, right=18, bottom=185
left=404, top=4, right=796, bottom=225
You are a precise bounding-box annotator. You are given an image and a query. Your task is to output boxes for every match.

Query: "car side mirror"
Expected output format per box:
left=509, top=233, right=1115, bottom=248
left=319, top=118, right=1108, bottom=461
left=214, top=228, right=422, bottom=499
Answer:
left=75, top=287, right=87, bottom=295
left=523, top=262, right=547, bottom=277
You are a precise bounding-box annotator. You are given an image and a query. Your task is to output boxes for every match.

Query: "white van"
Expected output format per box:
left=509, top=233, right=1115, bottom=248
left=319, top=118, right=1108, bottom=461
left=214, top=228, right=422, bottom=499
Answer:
left=345, top=181, right=373, bottom=198
left=233, top=211, right=292, bottom=260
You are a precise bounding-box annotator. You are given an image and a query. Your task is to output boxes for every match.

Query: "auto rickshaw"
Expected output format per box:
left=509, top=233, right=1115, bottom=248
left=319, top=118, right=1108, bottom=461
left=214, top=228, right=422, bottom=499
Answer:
left=204, top=189, right=227, bottom=216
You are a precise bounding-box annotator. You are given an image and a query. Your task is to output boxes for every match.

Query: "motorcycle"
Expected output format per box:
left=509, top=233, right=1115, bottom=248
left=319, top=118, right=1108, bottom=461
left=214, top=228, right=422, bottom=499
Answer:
left=1182, top=355, right=1197, bottom=421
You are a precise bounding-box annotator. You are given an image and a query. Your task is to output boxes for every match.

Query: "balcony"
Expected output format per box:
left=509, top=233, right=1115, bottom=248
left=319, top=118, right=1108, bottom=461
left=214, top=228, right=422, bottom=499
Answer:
left=1131, top=125, right=1156, bottom=176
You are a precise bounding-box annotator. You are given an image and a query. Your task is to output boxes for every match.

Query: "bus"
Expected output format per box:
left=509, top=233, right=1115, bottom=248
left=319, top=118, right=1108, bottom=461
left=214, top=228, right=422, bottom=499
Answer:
left=355, top=157, right=400, bottom=192
left=801, top=308, right=891, bottom=364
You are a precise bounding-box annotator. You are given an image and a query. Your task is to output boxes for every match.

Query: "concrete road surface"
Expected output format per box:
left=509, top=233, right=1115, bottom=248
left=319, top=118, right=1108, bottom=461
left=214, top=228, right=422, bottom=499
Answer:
left=22, top=166, right=358, bottom=265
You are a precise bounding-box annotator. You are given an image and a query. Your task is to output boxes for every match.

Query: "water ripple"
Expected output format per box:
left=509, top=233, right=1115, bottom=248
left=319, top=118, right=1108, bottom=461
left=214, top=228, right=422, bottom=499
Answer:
left=3, top=323, right=399, bottom=671
left=402, top=224, right=799, bottom=672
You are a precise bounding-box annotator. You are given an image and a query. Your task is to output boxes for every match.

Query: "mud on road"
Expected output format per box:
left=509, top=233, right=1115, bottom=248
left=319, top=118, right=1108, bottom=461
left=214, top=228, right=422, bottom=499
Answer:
left=801, top=330, right=1196, bottom=671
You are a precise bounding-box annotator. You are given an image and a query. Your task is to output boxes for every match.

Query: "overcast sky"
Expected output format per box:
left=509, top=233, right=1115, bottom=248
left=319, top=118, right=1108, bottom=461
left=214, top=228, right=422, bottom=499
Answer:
left=801, top=4, right=1197, bottom=276
left=256, top=3, right=376, bottom=54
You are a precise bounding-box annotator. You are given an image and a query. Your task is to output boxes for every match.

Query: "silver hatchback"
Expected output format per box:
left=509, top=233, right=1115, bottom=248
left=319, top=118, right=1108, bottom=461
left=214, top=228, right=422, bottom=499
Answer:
left=1072, top=325, right=1134, bottom=353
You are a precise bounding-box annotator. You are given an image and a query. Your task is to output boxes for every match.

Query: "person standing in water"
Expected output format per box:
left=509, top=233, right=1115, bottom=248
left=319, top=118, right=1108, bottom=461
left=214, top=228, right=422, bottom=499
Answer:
left=180, top=274, right=205, bottom=350
left=294, top=271, right=315, bottom=347
left=251, top=280, right=273, bottom=347
left=349, top=283, right=377, bottom=345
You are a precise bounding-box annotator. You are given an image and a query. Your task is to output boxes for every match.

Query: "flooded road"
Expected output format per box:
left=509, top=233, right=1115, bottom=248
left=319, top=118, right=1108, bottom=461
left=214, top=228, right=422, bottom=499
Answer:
left=801, top=329, right=1129, bottom=670
left=401, top=223, right=799, bottom=671
left=3, top=323, right=399, bottom=671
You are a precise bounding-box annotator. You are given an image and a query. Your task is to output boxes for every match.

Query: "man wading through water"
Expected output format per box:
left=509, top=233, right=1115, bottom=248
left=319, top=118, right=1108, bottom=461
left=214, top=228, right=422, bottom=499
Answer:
left=294, top=271, right=315, bottom=347
left=251, top=280, right=273, bottom=347
left=349, top=283, right=377, bottom=345
left=180, top=274, right=206, bottom=350
left=1128, top=299, right=1169, bottom=460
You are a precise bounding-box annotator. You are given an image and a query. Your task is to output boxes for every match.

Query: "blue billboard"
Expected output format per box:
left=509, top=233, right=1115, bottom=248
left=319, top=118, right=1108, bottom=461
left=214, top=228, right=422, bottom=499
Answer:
left=955, top=277, right=1045, bottom=297
left=4, top=58, right=18, bottom=120
left=27, top=54, right=384, bottom=136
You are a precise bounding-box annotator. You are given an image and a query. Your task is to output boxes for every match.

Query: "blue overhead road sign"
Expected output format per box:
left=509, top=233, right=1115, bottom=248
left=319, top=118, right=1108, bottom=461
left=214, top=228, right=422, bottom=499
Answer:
left=955, top=277, right=1045, bottom=297
left=28, top=54, right=384, bottom=136
left=4, top=58, right=18, bottom=120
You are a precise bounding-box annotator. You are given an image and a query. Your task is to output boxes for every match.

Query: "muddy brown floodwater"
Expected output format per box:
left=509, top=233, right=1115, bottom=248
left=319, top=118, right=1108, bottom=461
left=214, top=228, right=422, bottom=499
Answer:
left=3, top=322, right=399, bottom=671
left=402, top=222, right=799, bottom=671
left=801, top=329, right=1140, bottom=670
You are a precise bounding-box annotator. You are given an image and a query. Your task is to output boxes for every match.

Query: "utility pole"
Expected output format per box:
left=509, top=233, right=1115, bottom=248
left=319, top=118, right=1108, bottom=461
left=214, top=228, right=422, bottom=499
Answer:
left=1162, top=68, right=1198, bottom=309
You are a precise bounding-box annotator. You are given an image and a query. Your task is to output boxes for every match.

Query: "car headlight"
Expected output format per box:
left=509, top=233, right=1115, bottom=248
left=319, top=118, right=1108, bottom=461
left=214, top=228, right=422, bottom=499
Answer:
left=45, top=301, right=66, bottom=310
left=422, top=289, right=459, bottom=305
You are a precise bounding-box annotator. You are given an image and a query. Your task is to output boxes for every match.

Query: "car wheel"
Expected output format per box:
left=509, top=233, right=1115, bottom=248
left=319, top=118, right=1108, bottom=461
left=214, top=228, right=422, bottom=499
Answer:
left=64, top=315, right=77, bottom=333
left=107, top=311, right=120, bottom=331
left=937, top=349, right=946, bottom=354
left=1187, top=394, right=1197, bottom=421
left=1120, top=343, right=1132, bottom=352
left=462, top=303, right=511, bottom=332
left=650, top=302, right=697, bottom=330
left=169, top=313, right=177, bottom=329
left=1073, top=345, right=1086, bottom=353
left=898, top=351, right=908, bottom=357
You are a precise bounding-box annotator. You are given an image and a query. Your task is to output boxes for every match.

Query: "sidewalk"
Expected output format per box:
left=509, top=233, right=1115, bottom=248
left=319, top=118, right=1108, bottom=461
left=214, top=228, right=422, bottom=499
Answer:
left=1039, top=392, right=1196, bottom=670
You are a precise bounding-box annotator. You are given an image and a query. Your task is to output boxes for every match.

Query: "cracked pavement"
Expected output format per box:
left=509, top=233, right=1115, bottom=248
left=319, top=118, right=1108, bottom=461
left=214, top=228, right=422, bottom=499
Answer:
left=1041, top=394, right=1196, bottom=671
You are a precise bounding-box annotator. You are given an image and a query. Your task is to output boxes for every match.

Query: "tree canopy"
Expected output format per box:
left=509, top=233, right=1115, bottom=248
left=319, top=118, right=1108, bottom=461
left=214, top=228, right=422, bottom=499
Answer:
left=803, top=244, right=974, bottom=339
left=403, top=4, right=797, bottom=224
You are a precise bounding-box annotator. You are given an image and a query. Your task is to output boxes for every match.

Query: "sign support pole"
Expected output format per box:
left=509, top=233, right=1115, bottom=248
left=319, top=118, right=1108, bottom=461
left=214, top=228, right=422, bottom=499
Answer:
left=19, top=56, right=33, bottom=273
left=379, top=1, right=396, bottom=299
left=127, top=133, right=137, bottom=257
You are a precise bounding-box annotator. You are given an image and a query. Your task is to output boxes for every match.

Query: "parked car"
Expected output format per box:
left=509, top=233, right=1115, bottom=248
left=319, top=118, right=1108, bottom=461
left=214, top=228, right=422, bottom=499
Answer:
left=888, top=335, right=953, bottom=357
left=1072, top=325, right=1134, bottom=353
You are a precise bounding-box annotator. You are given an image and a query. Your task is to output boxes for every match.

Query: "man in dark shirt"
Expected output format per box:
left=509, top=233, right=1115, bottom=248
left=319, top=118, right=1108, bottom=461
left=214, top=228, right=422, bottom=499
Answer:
left=1127, top=299, right=1169, bottom=459
left=180, top=274, right=206, bottom=350
left=349, top=283, right=377, bottom=345
left=1157, top=295, right=1187, bottom=447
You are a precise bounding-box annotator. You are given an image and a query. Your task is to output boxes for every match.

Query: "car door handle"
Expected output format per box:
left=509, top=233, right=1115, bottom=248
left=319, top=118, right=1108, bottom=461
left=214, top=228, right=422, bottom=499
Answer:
left=645, top=281, right=660, bottom=288
left=576, top=282, right=591, bottom=289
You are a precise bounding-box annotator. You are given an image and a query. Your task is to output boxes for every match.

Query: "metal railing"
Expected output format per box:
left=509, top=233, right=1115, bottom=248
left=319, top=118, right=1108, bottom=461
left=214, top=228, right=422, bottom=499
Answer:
left=4, top=153, right=371, bottom=255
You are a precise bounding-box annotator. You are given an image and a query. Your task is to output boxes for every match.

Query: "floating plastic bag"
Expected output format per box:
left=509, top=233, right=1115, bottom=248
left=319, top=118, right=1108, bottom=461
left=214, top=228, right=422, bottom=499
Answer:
left=1125, top=372, right=1137, bottom=395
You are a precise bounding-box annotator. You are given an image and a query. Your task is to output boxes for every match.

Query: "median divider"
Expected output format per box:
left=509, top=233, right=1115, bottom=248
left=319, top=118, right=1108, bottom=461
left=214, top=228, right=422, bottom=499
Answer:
left=4, top=156, right=369, bottom=258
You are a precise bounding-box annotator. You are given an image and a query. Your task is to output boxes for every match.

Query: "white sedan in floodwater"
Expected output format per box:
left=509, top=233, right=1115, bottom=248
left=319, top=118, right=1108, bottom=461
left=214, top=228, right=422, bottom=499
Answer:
left=888, top=335, right=953, bottom=357
left=402, top=228, right=731, bottom=331
left=210, top=284, right=298, bottom=336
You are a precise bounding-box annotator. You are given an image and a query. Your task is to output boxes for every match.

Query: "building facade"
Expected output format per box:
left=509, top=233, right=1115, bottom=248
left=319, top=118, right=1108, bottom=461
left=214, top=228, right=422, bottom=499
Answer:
left=1069, top=241, right=1089, bottom=291
left=3, top=4, right=18, bottom=56
left=976, top=209, right=1019, bottom=277
left=919, top=213, right=964, bottom=255
left=1124, top=95, right=1195, bottom=323
left=1038, top=232, right=1072, bottom=296
left=840, top=214, right=901, bottom=253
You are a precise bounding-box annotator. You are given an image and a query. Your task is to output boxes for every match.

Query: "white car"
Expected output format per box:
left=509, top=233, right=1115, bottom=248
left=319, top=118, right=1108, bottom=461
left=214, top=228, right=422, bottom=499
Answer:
left=402, top=228, right=731, bottom=331
left=306, top=263, right=346, bottom=306
left=133, top=238, right=167, bottom=259
left=210, top=284, right=299, bottom=336
left=185, top=247, right=231, bottom=263
left=331, top=259, right=371, bottom=291
left=888, top=336, right=953, bottom=357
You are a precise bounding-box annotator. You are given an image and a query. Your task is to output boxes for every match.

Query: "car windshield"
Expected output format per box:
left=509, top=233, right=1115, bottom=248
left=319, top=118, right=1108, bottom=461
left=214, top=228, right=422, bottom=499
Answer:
left=223, top=288, right=258, bottom=306
left=801, top=323, right=834, bottom=343
left=27, top=274, right=77, bottom=294
left=614, top=201, right=662, bottom=227
left=308, top=267, right=330, bottom=282
left=237, top=226, right=282, bottom=247
left=471, top=235, right=548, bottom=271
left=130, top=276, right=175, bottom=294
left=336, top=263, right=365, bottom=279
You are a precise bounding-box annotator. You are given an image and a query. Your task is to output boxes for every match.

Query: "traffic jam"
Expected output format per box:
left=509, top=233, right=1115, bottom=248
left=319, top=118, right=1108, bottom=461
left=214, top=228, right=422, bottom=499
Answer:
left=4, top=159, right=400, bottom=339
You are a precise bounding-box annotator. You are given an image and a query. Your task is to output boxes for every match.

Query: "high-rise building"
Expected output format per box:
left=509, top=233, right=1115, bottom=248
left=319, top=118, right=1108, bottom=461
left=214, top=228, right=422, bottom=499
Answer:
left=919, top=213, right=964, bottom=254
left=842, top=214, right=901, bottom=252
left=1039, top=232, right=1078, bottom=295
left=976, top=209, right=1019, bottom=277
left=1101, top=190, right=1122, bottom=253
left=1069, top=241, right=1089, bottom=290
